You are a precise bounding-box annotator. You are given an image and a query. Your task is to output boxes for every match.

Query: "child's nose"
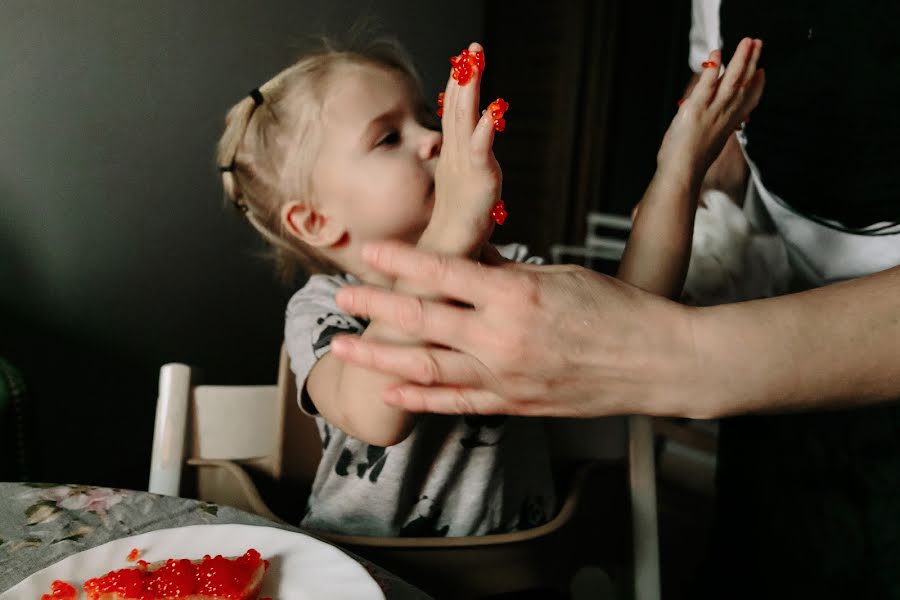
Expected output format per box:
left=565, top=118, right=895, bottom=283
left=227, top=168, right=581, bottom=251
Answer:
left=419, top=129, right=442, bottom=161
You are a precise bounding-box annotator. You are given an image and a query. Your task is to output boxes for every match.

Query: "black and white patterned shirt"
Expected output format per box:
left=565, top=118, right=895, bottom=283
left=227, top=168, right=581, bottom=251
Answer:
left=284, top=244, right=556, bottom=537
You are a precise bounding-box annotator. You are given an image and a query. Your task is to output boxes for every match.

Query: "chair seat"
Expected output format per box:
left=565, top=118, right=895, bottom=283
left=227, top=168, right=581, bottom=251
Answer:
left=186, top=457, right=629, bottom=599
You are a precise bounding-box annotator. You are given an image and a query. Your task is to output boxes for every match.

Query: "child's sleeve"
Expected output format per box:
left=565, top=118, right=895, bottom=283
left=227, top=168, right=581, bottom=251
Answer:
left=494, top=242, right=545, bottom=265
left=689, top=0, right=722, bottom=73
left=284, top=274, right=369, bottom=416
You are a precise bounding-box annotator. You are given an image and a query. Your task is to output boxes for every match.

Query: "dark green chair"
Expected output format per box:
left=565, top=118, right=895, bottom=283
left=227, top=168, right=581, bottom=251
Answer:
left=0, top=357, right=30, bottom=480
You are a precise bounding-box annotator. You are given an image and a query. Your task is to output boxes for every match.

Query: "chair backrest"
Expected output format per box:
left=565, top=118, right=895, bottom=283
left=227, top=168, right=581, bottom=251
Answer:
left=192, top=383, right=281, bottom=475
left=149, top=346, right=322, bottom=498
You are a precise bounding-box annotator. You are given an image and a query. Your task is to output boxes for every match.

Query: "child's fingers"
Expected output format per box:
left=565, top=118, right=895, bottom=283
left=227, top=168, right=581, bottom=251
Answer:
left=452, top=42, right=484, bottom=157
left=469, top=108, right=497, bottom=166
left=441, top=69, right=458, bottom=147
left=689, top=49, right=722, bottom=106
left=468, top=41, right=484, bottom=71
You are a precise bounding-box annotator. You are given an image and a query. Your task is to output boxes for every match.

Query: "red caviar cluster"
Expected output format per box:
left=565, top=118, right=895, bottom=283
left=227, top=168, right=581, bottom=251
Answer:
left=127, top=547, right=142, bottom=562
left=41, top=580, right=78, bottom=600
left=487, top=98, right=509, bottom=132
left=491, top=200, right=508, bottom=225
left=450, top=48, right=484, bottom=86
left=82, top=549, right=267, bottom=600
left=437, top=91, right=444, bottom=117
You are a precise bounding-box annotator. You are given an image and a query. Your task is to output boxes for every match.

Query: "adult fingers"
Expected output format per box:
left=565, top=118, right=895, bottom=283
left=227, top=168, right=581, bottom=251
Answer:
left=329, top=335, right=490, bottom=387
left=383, top=385, right=512, bottom=416
left=335, top=284, right=480, bottom=349
left=360, top=241, right=512, bottom=307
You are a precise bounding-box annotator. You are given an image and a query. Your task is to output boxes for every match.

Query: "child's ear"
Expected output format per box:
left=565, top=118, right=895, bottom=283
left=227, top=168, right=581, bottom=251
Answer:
left=281, top=201, right=345, bottom=248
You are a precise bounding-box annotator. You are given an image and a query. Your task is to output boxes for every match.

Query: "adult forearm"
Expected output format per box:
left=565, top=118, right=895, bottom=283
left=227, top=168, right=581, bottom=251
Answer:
left=330, top=243, right=900, bottom=421
left=689, top=266, right=900, bottom=417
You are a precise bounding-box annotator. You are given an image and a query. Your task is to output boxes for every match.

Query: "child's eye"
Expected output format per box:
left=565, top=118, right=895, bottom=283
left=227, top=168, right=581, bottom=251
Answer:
left=377, top=131, right=400, bottom=147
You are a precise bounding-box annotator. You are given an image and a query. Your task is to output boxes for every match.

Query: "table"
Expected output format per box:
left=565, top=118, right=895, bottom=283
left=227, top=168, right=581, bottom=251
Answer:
left=0, top=481, right=430, bottom=598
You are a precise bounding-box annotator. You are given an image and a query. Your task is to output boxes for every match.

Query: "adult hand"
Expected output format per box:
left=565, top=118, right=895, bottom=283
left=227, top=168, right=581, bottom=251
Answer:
left=329, top=241, right=703, bottom=417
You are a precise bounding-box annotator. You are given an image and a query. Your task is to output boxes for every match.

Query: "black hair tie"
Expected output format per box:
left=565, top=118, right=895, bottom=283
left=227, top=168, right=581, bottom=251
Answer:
left=217, top=89, right=263, bottom=174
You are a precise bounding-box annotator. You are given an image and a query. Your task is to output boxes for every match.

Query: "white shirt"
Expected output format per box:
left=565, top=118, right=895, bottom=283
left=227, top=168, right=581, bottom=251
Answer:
left=686, top=0, right=900, bottom=293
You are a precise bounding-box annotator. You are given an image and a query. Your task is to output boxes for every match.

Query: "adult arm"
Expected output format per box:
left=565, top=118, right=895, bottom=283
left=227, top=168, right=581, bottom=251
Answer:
left=329, top=242, right=900, bottom=419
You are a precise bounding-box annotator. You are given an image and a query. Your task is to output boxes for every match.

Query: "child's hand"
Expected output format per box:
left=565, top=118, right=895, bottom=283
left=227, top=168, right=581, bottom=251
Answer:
left=657, top=38, right=765, bottom=192
left=425, top=42, right=503, bottom=257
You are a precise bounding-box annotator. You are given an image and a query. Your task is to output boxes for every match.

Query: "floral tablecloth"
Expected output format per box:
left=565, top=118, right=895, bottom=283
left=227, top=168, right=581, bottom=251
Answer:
left=0, top=482, right=430, bottom=598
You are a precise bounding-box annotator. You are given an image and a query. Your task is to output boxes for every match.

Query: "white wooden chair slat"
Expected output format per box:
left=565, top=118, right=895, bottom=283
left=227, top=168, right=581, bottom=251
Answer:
left=149, top=363, right=192, bottom=497
left=192, top=385, right=279, bottom=460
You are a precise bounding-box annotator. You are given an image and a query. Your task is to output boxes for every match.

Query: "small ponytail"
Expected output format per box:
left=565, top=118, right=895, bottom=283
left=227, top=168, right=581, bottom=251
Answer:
left=216, top=89, right=266, bottom=214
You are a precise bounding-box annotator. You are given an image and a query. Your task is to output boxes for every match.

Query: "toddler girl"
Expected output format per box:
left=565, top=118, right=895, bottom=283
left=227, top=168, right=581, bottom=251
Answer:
left=216, top=37, right=555, bottom=537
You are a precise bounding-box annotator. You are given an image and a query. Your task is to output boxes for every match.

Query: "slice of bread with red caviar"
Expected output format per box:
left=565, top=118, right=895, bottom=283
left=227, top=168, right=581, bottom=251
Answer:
left=82, top=548, right=269, bottom=600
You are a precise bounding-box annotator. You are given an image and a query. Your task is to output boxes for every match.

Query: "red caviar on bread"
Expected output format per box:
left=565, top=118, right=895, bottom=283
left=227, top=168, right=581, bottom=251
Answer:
left=82, top=548, right=269, bottom=600
left=41, top=580, right=78, bottom=600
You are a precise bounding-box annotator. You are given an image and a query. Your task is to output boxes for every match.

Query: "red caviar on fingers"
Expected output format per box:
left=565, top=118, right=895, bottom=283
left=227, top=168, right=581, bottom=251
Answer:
left=450, top=48, right=485, bottom=85
left=486, top=98, right=509, bottom=132
left=437, top=91, right=445, bottom=117
left=491, top=200, right=508, bottom=225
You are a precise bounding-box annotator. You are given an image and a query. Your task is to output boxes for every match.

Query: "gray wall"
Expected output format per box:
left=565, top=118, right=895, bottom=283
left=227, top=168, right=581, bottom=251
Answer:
left=0, top=1, right=483, bottom=487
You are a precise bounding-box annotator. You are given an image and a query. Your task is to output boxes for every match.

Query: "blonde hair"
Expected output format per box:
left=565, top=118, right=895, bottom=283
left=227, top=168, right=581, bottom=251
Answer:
left=216, top=35, right=432, bottom=281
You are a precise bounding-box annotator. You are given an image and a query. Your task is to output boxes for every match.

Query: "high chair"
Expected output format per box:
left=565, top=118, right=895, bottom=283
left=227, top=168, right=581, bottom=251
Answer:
left=149, top=346, right=651, bottom=599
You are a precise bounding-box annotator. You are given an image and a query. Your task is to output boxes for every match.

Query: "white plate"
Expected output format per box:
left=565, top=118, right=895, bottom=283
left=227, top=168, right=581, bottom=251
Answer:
left=1, top=524, right=385, bottom=600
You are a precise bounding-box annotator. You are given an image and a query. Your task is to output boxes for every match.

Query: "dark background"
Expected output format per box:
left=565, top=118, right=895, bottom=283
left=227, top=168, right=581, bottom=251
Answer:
left=1, top=0, right=690, bottom=490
